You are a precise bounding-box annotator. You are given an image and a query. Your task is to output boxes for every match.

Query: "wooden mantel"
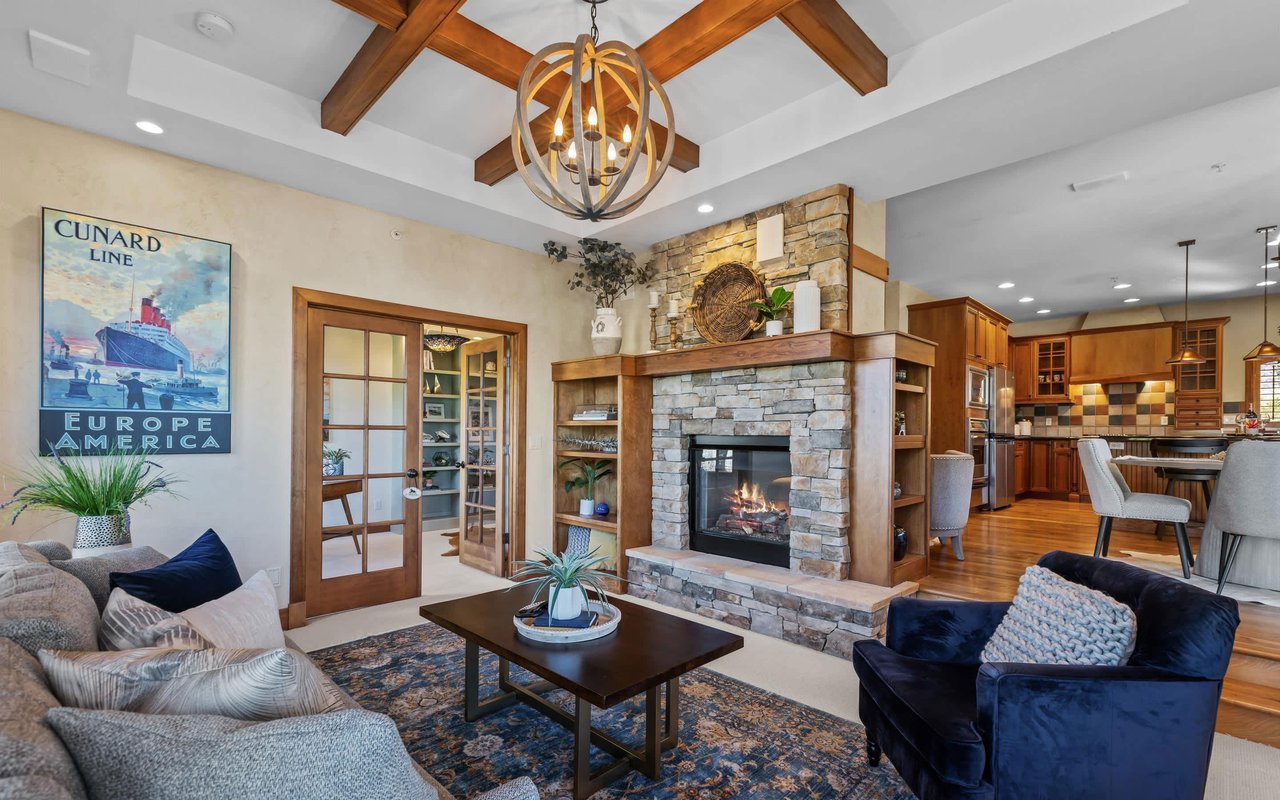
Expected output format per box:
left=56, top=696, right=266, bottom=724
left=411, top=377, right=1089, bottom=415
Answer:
left=551, top=330, right=937, bottom=380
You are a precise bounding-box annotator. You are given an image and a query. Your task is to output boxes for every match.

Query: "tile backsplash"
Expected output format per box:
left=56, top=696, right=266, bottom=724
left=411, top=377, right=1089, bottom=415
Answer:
left=1015, top=381, right=1176, bottom=437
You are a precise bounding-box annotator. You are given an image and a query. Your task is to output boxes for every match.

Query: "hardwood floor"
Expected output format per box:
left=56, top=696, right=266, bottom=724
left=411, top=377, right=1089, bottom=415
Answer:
left=917, top=497, right=1280, bottom=748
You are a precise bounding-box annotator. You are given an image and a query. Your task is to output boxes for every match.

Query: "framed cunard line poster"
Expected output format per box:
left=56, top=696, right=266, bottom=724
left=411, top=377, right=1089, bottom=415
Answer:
left=39, top=209, right=232, bottom=454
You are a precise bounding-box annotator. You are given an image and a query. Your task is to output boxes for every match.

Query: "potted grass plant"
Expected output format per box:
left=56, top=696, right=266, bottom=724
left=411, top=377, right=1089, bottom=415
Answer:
left=544, top=238, right=657, bottom=356
left=1, top=449, right=180, bottom=553
left=509, top=547, right=614, bottom=621
left=560, top=457, right=613, bottom=517
left=751, top=286, right=795, bottom=337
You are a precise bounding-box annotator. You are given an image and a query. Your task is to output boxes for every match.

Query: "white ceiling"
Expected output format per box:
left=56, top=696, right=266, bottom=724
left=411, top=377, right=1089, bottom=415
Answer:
left=2, top=0, right=1279, bottom=322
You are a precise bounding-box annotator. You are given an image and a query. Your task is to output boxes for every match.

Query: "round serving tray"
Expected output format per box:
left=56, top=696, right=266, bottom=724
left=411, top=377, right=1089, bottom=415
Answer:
left=513, top=600, right=621, bottom=644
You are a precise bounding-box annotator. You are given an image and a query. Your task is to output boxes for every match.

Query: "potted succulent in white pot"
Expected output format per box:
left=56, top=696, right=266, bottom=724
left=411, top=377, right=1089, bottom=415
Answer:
left=751, top=286, right=795, bottom=337
left=2, top=449, right=181, bottom=555
left=509, top=547, right=614, bottom=622
left=560, top=457, right=613, bottom=517
left=545, top=238, right=657, bottom=356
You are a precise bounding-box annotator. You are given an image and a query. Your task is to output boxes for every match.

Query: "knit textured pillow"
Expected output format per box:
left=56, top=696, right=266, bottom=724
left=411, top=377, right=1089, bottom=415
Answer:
left=982, top=565, right=1137, bottom=666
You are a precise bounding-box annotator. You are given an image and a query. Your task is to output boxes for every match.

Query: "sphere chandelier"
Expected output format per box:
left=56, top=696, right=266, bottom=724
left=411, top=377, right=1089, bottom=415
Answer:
left=513, top=0, right=675, bottom=222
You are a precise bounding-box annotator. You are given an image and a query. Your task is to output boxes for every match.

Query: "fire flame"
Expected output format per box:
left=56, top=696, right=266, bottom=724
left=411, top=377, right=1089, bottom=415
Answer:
left=728, top=483, right=786, bottom=516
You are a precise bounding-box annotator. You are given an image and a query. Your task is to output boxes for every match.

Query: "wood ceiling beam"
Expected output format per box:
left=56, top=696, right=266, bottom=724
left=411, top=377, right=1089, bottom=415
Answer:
left=473, top=0, right=798, bottom=186
left=331, top=0, right=408, bottom=30
left=322, top=0, right=468, bottom=135
left=779, top=0, right=887, bottom=95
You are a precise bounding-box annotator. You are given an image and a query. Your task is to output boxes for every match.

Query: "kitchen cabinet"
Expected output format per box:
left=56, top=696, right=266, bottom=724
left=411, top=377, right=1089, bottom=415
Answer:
left=960, top=304, right=1009, bottom=367
left=1014, top=439, right=1028, bottom=495
left=1174, top=318, right=1228, bottom=430
left=995, top=321, right=1009, bottom=368
left=1051, top=440, right=1074, bottom=495
left=1027, top=440, right=1053, bottom=494
left=1013, top=341, right=1034, bottom=402
left=965, top=306, right=981, bottom=360
left=1033, top=337, right=1070, bottom=401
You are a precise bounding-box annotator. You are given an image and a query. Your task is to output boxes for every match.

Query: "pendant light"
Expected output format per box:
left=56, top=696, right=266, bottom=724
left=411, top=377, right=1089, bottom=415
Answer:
left=1244, top=225, right=1280, bottom=362
left=512, top=0, right=675, bottom=221
left=424, top=327, right=469, bottom=353
left=1166, top=239, right=1208, bottom=366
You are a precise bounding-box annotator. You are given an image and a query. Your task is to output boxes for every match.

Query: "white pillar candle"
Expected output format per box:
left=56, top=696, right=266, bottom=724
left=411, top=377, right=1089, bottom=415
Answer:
left=648, top=290, right=660, bottom=309
left=668, top=298, right=679, bottom=316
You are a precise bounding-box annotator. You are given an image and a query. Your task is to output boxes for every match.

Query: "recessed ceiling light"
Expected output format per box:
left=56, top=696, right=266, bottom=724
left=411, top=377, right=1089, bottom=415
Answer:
left=1036, top=309, right=1051, bottom=315
left=135, top=120, right=163, bottom=135
left=696, top=203, right=714, bottom=214
left=1258, top=280, right=1277, bottom=287
left=1018, top=296, right=1034, bottom=303
left=1113, top=282, right=1132, bottom=289
left=1123, top=297, right=1141, bottom=303
left=997, top=282, right=1015, bottom=289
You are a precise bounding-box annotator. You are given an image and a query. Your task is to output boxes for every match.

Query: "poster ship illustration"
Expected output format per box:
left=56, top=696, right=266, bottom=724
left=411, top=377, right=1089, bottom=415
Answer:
left=40, top=209, right=232, bottom=454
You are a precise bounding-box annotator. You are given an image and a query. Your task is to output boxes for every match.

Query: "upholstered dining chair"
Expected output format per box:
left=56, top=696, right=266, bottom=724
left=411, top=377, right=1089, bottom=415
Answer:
left=1202, top=440, right=1280, bottom=594
left=1077, top=438, right=1194, bottom=578
left=930, top=451, right=974, bottom=560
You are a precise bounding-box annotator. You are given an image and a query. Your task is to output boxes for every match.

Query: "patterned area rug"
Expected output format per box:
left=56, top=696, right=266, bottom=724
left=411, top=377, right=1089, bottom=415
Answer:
left=310, top=623, right=914, bottom=800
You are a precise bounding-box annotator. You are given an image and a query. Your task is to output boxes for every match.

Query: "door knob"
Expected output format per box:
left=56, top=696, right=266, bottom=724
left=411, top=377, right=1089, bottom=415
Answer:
left=406, top=468, right=419, bottom=479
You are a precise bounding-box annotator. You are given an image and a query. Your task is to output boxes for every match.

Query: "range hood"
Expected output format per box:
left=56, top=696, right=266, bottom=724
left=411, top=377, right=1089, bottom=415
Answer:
left=1068, top=323, right=1176, bottom=384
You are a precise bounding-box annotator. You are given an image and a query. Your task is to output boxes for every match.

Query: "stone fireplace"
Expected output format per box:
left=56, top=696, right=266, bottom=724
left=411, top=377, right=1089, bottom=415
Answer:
left=688, top=434, right=792, bottom=567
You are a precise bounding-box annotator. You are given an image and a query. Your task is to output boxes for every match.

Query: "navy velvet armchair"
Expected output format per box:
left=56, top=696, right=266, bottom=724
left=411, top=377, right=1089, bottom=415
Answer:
left=852, top=551, right=1240, bottom=800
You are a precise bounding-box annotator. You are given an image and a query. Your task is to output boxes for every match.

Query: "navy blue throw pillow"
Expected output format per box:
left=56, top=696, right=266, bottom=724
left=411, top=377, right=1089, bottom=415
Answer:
left=109, top=529, right=242, bottom=613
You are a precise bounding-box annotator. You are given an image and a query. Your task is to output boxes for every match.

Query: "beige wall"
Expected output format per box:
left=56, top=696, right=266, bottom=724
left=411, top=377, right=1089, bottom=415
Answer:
left=884, top=280, right=938, bottom=332
left=0, top=110, right=593, bottom=604
left=1008, top=295, right=1272, bottom=403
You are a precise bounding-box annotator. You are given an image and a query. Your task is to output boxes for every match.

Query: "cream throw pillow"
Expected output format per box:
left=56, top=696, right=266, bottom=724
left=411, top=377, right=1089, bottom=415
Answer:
left=181, top=570, right=285, bottom=650
left=100, top=588, right=211, bottom=651
left=38, top=647, right=346, bottom=721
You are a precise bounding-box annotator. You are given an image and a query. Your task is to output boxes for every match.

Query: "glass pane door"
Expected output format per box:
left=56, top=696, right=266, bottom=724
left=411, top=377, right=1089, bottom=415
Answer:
left=306, top=308, right=421, bottom=617
left=458, top=337, right=506, bottom=576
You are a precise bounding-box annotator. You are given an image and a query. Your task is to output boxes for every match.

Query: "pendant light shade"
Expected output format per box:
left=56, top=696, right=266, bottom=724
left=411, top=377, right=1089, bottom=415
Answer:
left=1244, top=225, right=1280, bottom=363
left=1167, top=239, right=1207, bottom=366
left=424, top=328, right=469, bottom=353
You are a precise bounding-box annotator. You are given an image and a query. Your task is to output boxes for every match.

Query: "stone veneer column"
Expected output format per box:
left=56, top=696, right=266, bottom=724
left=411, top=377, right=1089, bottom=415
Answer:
left=651, top=363, right=852, bottom=579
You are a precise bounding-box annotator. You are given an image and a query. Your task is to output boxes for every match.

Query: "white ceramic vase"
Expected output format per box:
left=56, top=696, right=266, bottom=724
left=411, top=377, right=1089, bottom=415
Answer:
left=764, top=319, right=785, bottom=337
left=550, top=585, right=585, bottom=621
left=578, top=498, right=596, bottom=516
left=793, top=279, right=821, bottom=333
left=591, top=308, right=623, bottom=356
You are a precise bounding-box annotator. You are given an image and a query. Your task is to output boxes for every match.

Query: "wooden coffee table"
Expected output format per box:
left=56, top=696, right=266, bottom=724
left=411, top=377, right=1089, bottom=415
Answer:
left=419, top=587, right=744, bottom=799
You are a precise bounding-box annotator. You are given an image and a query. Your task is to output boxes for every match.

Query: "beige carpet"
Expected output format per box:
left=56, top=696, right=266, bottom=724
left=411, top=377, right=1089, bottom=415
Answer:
left=292, top=538, right=1280, bottom=799
left=1117, top=551, right=1280, bottom=610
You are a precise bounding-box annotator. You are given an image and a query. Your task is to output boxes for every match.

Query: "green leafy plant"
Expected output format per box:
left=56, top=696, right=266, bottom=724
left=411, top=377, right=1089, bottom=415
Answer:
left=560, top=458, right=613, bottom=502
left=508, top=547, right=615, bottom=613
left=322, top=446, right=351, bottom=464
left=750, top=286, right=795, bottom=321
left=1, top=449, right=181, bottom=524
left=544, top=237, right=657, bottom=309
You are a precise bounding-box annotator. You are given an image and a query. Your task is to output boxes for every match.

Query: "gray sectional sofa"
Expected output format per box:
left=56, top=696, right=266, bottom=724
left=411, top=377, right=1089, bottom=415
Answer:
left=0, top=540, right=537, bottom=800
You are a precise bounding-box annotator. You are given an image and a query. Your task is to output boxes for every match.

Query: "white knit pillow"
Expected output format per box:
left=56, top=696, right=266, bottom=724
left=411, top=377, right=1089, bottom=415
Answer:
left=982, top=566, right=1137, bottom=666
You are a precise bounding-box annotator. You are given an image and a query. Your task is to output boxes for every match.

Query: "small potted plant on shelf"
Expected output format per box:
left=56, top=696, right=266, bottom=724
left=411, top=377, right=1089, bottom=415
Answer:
left=509, top=547, right=614, bottom=622
left=2, top=449, right=181, bottom=555
left=322, top=446, right=351, bottom=476
left=560, top=457, right=613, bottom=517
left=751, top=286, right=795, bottom=337
left=545, top=237, right=657, bottom=356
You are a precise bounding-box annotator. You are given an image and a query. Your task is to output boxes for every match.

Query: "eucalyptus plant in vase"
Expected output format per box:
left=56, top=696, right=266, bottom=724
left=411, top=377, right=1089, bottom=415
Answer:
left=1, top=449, right=181, bottom=553
left=545, top=238, right=657, bottom=355
left=560, top=457, right=613, bottom=517
left=509, top=547, right=614, bottom=622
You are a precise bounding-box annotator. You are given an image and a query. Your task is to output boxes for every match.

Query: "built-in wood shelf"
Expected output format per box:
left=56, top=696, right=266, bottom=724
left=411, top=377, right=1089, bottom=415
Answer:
left=892, top=553, right=928, bottom=584
left=893, top=494, right=926, bottom=508
left=556, top=450, right=620, bottom=460
left=893, top=435, right=926, bottom=450
left=557, top=419, right=620, bottom=427
left=554, top=512, right=619, bottom=531
left=894, top=382, right=925, bottom=394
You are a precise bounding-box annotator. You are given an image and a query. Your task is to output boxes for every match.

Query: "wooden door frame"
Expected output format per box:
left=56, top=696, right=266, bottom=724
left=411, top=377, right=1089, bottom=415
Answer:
left=289, top=288, right=528, bottom=627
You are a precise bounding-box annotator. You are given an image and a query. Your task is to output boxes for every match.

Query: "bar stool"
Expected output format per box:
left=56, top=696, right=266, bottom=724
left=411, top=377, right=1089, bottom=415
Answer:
left=1151, top=438, right=1227, bottom=541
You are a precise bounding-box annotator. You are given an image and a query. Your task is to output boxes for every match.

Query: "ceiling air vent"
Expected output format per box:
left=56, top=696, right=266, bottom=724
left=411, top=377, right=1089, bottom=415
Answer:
left=29, top=30, right=93, bottom=86
left=1070, top=171, right=1130, bottom=193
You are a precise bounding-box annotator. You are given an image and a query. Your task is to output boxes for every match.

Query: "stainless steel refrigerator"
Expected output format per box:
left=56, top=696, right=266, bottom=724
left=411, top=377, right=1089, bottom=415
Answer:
left=988, top=366, right=1016, bottom=509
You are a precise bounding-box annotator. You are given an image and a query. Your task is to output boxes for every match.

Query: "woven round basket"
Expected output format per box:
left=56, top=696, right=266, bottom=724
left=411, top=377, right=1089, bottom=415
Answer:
left=690, top=262, right=767, bottom=344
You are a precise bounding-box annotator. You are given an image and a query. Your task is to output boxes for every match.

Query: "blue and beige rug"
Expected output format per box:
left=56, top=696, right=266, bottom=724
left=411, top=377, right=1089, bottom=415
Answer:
left=310, top=623, right=913, bottom=799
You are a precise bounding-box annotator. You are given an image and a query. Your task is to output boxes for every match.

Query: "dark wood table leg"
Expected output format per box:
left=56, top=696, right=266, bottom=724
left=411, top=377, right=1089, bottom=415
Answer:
left=663, top=677, right=680, bottom=750
left=572, top=697, right=632, bottom=800
left=463, top=642, right=521, bottom=722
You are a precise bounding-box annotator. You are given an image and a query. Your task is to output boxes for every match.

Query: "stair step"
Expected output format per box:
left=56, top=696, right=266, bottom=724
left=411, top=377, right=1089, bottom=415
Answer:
left=1236, top=605, right=1280, bottom=662
left=1228, top=652, right=1280, bottom=691
left=1219, top=678, right=1280, bottom=748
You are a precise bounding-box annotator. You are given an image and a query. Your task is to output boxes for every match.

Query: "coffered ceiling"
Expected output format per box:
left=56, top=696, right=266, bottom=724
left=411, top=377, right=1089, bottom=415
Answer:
left=3, top=0, right=1279, bottom=322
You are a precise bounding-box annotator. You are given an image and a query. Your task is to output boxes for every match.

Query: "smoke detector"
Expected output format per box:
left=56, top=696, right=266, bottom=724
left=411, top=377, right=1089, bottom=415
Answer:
left=195, top=12, right=235, bottom=42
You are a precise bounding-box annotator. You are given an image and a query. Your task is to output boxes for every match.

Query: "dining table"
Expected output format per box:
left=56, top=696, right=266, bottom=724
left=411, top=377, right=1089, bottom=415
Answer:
left=1109, top=453, right=1280, bottom=591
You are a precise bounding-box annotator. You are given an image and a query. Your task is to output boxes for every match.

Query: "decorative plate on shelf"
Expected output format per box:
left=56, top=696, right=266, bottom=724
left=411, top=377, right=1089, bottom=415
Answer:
left=690, top=262, right=767, bottom=344
left=513, top=600, right=621, bottom=644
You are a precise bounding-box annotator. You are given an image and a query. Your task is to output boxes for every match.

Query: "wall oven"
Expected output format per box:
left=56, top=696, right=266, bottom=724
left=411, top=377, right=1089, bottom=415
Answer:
left=968, top=418, right=989, bottom=484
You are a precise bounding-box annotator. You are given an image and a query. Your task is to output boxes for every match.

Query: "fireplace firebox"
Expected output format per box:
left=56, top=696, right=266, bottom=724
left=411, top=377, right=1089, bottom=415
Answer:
left=689, top=435, right=791, bottom=567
